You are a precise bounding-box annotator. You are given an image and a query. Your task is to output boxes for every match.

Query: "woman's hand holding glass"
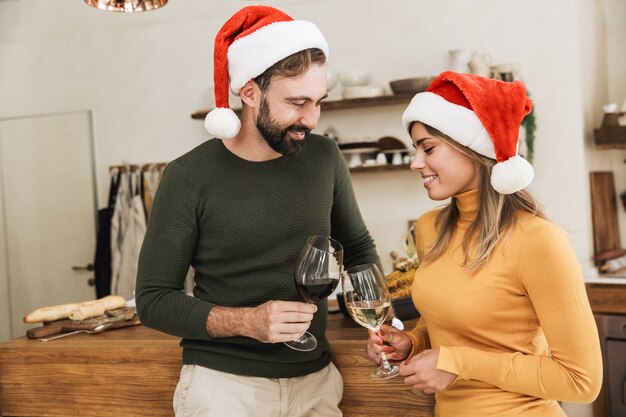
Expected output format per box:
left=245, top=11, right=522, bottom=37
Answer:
left=365, top=323, right=412, bottom=363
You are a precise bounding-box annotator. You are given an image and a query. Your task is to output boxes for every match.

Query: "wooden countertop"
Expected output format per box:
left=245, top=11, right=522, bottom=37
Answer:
left=3, top=284, right=621, bottom=417
left=0, top=314, right=434, bottom=417
left=585, top=282, right=626, bottom=314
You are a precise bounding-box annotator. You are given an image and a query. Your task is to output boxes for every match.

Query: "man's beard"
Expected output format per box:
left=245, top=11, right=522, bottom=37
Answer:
left=256, top=95, right=310, bottom=157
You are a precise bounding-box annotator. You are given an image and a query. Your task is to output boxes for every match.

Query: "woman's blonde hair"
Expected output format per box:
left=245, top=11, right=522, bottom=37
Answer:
left=416, top=123, right=546, bottom=271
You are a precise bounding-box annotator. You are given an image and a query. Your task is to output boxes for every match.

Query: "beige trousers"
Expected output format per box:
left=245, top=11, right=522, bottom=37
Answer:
left=173, top=362, right=343, bottom=417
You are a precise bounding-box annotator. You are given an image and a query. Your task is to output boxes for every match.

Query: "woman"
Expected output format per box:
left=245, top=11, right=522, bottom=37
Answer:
left=366, top=71, right=602, bottom=416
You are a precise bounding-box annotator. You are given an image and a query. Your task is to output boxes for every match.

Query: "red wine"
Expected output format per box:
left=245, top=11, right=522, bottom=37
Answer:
left=297, top=278, right=338, bottom=303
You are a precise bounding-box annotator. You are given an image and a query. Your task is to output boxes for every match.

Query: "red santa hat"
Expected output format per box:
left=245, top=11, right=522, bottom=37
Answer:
left=402, top=71, right=534, bottom=194
left=204, top=5, right=329, bottom=139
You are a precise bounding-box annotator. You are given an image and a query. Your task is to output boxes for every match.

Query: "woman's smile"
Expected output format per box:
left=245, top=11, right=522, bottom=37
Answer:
left=422, top=174, right=438, bottom=188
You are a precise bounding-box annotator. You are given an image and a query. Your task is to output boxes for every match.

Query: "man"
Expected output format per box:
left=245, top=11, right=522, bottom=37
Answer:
left=136, top=5, right=379, bottom=417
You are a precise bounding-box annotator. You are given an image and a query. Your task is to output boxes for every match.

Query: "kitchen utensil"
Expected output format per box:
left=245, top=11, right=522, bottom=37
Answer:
left=377, top=136, right=406, bottom=151
left=590, top=172, right=626, bottom=264
left=490, top=63, right=520, bottom=82
left=389, top=76, right=435, bottom=95
left=377, top=136, right=407, bottom=164
left=39, top=323, right=112, bottom=341
left=340, top=147, right=379, bottom=168
left=391, top=151, right=403, bottom=166
left=448, top=49, right=472, bottom=72
left=347, top=152, right=361, bottom=168
left=468, top=52, right=492, bottom=78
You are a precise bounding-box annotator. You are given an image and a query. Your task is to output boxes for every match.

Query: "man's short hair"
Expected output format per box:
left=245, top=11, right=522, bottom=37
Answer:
left=254, top=48, right=326, bottom=92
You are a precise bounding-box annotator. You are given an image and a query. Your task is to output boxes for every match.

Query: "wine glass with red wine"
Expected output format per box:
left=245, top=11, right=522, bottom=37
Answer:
left=284, top=235, right=344, bottom=351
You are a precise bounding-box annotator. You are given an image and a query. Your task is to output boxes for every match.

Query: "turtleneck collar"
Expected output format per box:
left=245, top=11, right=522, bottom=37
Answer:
left=453, top=188, right=480, bottom=224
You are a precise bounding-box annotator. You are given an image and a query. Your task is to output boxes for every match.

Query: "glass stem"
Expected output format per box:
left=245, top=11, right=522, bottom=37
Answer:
left=379, top=352, right=393, bottom=371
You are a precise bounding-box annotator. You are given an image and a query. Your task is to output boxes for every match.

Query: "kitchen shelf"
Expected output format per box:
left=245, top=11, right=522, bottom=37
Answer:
left=594, top=126, right=626, bottom=149
left=349, top=163, right=411, bottom=173
left=190, top=93, right=414, bottom=120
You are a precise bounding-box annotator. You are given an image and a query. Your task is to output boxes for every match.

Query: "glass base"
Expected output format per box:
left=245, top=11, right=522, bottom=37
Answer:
left=370, top=364, right=400, bottom=379
left=283, top=331, right=317, bottom=352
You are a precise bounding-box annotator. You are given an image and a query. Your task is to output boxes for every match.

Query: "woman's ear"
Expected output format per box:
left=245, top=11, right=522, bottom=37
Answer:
left=240, top=80, right=259, bottom=108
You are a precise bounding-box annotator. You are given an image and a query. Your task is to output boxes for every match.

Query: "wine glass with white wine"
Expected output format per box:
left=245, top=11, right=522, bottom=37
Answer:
left=342, top=263, right=399, bottom=379
left=284, top=235, right=344, bottom=351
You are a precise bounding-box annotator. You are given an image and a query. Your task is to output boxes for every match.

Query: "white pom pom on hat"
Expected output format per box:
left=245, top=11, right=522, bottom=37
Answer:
left=491, top=154, right=534, bottom=194
left=204, top=108, right=241, bottom=140
left=205, top=5, right=329, bottom=139
left=401, top=71, right=534, bottom=194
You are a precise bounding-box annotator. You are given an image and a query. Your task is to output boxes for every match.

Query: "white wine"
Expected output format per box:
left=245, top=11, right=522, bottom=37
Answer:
left=346, top=300, right=390, bottom=330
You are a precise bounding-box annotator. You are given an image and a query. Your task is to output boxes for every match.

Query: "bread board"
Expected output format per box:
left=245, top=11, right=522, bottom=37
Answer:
left=26, top=307, right=140, bottom=339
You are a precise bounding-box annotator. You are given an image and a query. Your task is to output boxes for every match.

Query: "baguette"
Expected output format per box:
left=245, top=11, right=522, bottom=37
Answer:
left=24, top=295, right=127, bottom=323
left=69, top=304, right=106, bottom=321
left=23, top=303, right=78, bottom=323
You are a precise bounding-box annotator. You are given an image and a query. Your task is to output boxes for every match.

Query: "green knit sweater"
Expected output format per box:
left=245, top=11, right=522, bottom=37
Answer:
left=135, top=134, right=379, bottom=378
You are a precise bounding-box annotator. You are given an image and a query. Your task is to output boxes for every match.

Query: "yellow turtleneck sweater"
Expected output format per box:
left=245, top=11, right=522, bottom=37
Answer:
left=406, top=189, right=602, bottom=417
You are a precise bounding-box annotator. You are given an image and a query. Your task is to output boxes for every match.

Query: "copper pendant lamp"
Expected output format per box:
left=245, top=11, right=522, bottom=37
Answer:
left=84, top=0, right=168, bottom=13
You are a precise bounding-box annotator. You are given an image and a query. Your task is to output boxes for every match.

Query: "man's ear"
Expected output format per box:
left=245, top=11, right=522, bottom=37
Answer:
left=240, top=80, right=259, bottom=108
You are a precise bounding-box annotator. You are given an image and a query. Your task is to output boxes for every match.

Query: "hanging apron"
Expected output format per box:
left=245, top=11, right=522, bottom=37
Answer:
left=116, top=175, right=146, bottom=300
left=110, top=169, right=146, bottom=300
left=94, top=170, right=120, bottom=298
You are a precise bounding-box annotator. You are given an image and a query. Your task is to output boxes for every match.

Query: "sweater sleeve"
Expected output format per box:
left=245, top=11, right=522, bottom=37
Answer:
left=406, top=316, right=431, bottom=357
left=436, top=223, right=603, bottom=403
left=330, top=145, right=380, bottom=269
left=135, top=162, right=214, bottom=340
left=405, top=215, right=432, bottom=356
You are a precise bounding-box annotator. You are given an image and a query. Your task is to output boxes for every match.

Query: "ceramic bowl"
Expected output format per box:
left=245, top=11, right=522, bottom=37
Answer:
left=339, top=70, right=371, bottom=87
left=389, top=76, right=435, bottom=95
left=341, top=85, right=385, bottom=99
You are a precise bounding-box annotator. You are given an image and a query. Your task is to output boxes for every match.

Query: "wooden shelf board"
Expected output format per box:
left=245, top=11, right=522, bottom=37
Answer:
left=593, top=248, right=626, bottom=263
left=594, top=126, right=626, bottom=149
left=191, top=93, right=415, bottom=120
left=349, top=163, right=411, bottom=173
